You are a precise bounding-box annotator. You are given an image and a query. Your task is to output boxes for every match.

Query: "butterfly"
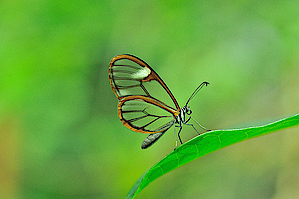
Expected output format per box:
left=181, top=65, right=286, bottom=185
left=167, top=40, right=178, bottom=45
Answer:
left=109, top=54, right=209, bottom=149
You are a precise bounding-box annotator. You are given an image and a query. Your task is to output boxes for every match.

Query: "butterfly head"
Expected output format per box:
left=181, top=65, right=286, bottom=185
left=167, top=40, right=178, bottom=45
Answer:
left=185, top=106, right=192, bottom=115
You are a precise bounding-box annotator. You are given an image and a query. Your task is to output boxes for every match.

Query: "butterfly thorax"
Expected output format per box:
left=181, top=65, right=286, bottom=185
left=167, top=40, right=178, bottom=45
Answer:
left=176, top=106, right=192, bottom=125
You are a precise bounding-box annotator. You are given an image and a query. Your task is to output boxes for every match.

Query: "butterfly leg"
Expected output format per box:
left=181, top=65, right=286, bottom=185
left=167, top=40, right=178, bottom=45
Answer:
left=173, top=127, right=178, bottom=149
left=184, top=116, right=200, bottom=135
left=175, top=125, right=183, bottom=144
left=185, top=122, right=200, bottom=135
left=190, top=116, right=210, bottom=131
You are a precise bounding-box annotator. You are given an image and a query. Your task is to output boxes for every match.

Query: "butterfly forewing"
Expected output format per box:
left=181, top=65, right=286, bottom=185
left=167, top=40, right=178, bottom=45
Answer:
left=109, top=55, right=180, bottom=110
left=109, top=59, right=147, bottom=97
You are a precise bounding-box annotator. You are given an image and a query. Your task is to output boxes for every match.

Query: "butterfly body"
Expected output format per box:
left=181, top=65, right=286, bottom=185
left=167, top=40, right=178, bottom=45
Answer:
left=109, top=54, right=209, bottom=149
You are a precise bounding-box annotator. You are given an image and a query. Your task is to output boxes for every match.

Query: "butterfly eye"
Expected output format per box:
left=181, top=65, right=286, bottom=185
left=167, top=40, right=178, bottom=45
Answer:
left=186, top=107, right=192, bottom=115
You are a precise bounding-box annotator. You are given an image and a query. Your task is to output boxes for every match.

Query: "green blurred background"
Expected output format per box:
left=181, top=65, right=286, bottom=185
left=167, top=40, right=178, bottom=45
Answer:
left=1, top=0, right=299, bottom=198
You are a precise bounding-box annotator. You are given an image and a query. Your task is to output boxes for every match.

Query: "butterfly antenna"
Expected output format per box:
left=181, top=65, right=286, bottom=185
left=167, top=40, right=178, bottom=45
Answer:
left=186, top=82, right=209, bottom=106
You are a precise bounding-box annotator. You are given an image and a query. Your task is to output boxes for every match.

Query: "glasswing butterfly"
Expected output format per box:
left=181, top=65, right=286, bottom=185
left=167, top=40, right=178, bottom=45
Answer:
left=109, top=54, right=209, bottom=149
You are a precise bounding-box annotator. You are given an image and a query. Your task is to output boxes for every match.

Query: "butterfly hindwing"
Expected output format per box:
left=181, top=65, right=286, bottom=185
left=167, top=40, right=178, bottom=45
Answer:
left=119, top=96, right=176, bottom=133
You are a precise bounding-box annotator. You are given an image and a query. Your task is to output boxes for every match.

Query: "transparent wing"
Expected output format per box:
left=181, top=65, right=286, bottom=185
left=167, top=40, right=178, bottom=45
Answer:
left=109, top=54, right=181, bottom=144
left=118, top=96, right=176, bottom=133
left=109, top=54, right=180, bottom=111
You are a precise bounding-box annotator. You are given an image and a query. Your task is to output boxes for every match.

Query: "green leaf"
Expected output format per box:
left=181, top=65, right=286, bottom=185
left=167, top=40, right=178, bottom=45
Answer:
left=126, top=113, right=299, bottom=199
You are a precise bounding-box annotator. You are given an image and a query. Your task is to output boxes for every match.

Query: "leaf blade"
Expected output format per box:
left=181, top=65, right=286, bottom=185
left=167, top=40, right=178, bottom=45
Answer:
left=127, top=113, right=299, bottom=198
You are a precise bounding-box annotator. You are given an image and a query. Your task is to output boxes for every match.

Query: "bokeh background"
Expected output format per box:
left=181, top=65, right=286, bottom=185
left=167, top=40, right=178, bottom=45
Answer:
left=1, top=0, right=299, bottom=198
